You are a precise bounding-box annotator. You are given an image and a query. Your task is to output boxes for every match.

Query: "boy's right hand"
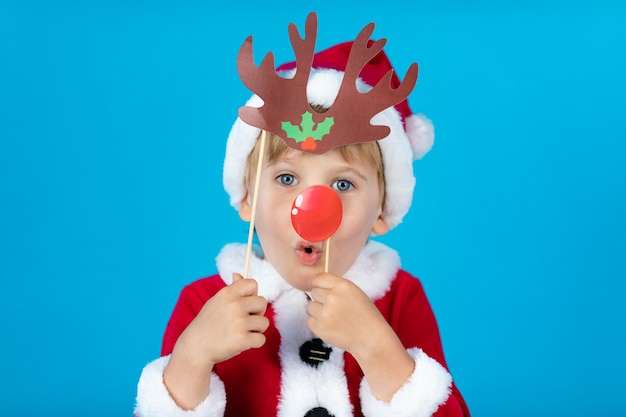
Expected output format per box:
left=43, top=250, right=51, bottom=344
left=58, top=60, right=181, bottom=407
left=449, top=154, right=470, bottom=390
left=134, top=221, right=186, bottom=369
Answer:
left=178, top=273, right=269, bottom=367
left=163, top=273, right=269, bottom=409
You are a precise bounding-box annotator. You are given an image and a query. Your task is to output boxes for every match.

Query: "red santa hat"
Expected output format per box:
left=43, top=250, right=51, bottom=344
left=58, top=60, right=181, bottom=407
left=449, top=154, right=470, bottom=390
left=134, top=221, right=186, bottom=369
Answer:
left=223, top=20, right=434, bottom=230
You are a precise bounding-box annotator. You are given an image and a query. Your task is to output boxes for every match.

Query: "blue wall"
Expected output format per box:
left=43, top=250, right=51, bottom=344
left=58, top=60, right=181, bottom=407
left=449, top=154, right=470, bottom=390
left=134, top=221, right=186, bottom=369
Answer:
left=1, top=1, right=625, bottom=415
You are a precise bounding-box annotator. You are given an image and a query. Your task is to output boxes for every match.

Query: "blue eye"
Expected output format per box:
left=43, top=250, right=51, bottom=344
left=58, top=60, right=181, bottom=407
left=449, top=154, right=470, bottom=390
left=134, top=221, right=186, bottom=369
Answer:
left=277, top=174, right=297, bottom=186
left=333, top=179, right=353, bottom=192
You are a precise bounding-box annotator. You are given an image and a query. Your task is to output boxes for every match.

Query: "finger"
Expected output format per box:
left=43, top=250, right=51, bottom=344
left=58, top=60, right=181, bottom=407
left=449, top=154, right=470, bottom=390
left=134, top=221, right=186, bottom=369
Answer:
left=310, top=286, right=331, bottom=304
left=232, top=272, right=244, bottom=282
left=312, top=272, right=338, bottom=289
left=246, top=332, right=267, bottom=349
left=245, top=315, right=270, bottom=333
left=306, top=298, right=323, bottom=318
left=243, top=295, right=268, bottom=315
left=306, top=315, right=321, bottom=338
left=232, top=277, right=260, bottom=297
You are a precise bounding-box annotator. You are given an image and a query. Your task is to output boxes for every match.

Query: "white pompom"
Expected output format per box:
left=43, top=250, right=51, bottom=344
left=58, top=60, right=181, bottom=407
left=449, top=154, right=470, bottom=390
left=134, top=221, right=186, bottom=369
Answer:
left=405, top=113, right=435, bottom=160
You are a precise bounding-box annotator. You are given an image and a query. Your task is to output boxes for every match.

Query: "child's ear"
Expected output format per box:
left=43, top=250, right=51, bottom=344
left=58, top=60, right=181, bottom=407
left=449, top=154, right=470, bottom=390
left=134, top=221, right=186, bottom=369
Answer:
left=371, top=215, right=389, bottom=236
left=238, top=193, right=252, bottom=222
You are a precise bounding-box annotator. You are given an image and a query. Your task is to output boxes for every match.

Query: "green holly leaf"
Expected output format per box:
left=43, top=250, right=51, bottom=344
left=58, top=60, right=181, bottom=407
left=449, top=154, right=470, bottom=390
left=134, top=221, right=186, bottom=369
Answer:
left=313, top=116, right=334, bottom=140
left=281, top=111, right=334, bottom=143
left=281, top=120, right=307, bottom=143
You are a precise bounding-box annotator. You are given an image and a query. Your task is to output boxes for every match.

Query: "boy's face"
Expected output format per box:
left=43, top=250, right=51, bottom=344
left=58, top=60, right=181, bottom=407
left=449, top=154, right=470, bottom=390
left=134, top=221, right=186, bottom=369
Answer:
left=239, top=147, right=388, bottom=292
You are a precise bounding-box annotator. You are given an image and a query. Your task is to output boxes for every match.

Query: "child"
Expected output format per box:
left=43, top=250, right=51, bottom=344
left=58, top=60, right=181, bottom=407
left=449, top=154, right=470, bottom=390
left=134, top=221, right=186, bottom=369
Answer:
left=135, top=12, right=470, bottom=417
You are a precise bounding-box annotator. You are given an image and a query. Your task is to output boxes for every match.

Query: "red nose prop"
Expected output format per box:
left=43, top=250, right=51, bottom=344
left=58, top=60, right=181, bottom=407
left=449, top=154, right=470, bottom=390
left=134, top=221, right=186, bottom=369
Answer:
left=291, top=185, right=343, bottom=242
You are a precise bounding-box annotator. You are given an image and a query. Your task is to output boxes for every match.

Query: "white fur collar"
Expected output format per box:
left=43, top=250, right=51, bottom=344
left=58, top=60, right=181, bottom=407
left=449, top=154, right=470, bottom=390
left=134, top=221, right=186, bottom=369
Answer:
left=215, top=240, right=401, bottom=302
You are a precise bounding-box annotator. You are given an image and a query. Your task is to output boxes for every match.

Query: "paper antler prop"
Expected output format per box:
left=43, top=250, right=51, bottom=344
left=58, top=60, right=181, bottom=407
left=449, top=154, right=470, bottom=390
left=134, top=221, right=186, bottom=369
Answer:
left=237, top=12, right=418, bottom=153
left=237, top=12, right=417, bottom=276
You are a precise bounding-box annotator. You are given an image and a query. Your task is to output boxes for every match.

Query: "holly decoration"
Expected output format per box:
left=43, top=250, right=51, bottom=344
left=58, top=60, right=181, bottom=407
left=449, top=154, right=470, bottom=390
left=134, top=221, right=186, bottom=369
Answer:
left=281, top=111, right=334, bottom=151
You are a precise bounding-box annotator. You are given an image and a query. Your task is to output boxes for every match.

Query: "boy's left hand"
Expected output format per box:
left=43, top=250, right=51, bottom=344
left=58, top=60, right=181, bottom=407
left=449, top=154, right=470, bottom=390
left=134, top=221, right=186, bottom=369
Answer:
left=306, top=272, right=415, bottom=401
left=306, top=272, right=391, bottom=356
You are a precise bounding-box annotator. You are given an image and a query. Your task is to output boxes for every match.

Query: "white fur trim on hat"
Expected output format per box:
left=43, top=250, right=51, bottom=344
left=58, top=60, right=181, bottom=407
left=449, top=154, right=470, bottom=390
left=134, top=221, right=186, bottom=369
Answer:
left=406, top=113, right=435, bottom=160
left=222, top=68, right=432, bottom=230
left=223, top=94, right=264, bottom=211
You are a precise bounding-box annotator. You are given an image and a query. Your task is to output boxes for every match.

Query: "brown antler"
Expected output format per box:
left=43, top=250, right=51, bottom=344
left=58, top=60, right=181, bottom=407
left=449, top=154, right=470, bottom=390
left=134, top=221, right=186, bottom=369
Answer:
left=328, top=24, right=418, bottom=146
left=237, top=13, right=317, bottom=140
left=236, top=12, right=418, bottom=154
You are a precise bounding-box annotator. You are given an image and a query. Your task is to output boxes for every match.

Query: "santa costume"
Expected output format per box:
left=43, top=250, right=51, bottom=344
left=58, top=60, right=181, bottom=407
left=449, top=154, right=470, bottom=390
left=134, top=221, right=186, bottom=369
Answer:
left=135, top=12, right=470, bottom=417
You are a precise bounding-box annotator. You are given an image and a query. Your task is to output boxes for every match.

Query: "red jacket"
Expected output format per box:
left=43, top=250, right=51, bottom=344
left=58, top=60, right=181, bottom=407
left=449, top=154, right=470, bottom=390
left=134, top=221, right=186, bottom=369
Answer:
left=135, top=242, right=470, bottom=417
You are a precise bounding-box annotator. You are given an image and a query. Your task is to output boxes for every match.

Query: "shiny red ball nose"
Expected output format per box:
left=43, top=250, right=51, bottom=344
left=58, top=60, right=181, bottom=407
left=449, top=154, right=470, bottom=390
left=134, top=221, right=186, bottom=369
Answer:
left=291, top=185, right=343, bottom=242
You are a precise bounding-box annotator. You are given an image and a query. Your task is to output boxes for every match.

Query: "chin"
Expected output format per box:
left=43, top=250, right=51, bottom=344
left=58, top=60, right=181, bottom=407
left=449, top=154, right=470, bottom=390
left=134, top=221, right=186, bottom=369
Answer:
left=283, top=271, right=316, bottom=292
left=279, top=261, right=328, bottom=291
left=287, top=279, right=314, bottom=292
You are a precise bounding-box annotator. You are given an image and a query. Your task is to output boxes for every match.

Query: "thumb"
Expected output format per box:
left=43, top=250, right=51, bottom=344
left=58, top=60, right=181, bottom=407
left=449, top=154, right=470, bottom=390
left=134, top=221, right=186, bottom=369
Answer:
left=232, top=272, right=244, bottom=283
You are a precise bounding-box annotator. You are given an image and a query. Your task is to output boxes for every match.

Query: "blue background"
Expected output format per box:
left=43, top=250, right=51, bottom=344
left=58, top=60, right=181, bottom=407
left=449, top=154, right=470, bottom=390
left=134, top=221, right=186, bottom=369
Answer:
left=1, top=1, right=625, bottom=416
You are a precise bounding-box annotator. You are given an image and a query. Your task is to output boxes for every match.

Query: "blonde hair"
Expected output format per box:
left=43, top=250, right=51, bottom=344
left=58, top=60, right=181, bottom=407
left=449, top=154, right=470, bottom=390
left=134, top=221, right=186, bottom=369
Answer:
left=244, top=131, right=386, bottom=207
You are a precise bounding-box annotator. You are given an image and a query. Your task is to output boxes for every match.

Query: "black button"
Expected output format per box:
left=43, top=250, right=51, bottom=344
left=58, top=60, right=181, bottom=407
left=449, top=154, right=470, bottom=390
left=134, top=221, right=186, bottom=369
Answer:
left=299, top=338, right=332, bottom=367
left=304, top=407, right=334, bottom=417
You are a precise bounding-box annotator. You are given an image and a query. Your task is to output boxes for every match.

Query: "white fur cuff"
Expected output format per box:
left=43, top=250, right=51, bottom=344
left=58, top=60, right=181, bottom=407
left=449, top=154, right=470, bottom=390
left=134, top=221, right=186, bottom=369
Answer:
left=359, top=348, right=452, bottom=417
left=134, top=355, right=226, bottom=417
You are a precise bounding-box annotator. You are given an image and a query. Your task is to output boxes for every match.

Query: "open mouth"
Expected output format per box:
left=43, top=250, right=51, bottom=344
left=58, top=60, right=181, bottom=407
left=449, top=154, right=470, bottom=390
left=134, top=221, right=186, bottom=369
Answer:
left=295, top=243, right=322, bottom=266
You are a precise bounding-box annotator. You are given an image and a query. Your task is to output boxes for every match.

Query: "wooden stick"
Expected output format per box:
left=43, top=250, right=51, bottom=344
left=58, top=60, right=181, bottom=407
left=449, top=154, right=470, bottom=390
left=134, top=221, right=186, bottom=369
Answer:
left=324, top=238, right=330, bottom=273
left=243, top=130, right=267, bottom=279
